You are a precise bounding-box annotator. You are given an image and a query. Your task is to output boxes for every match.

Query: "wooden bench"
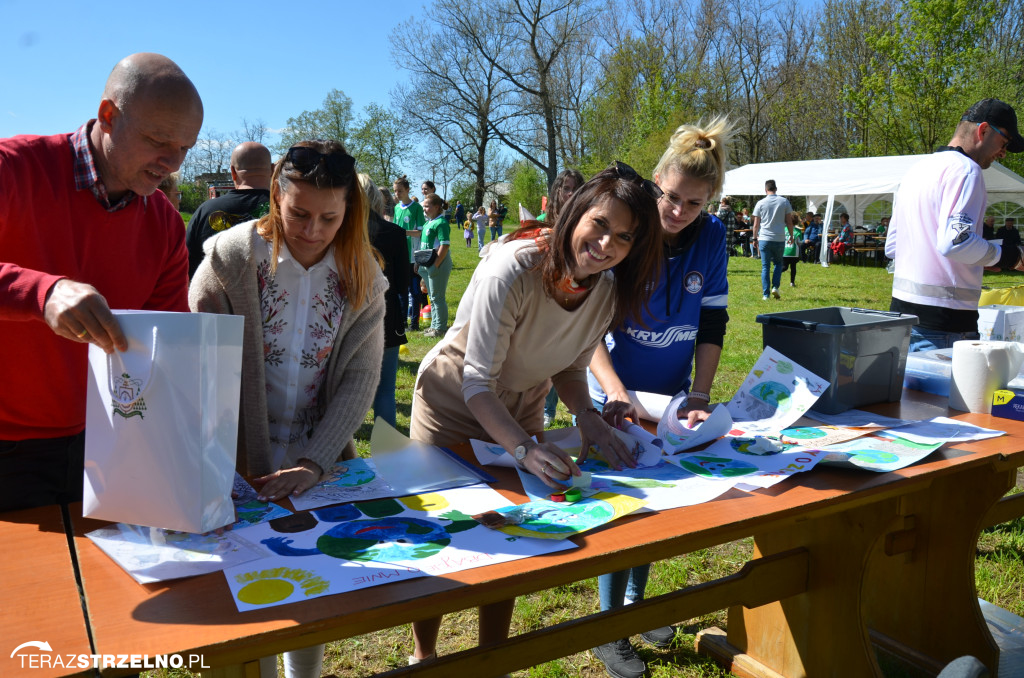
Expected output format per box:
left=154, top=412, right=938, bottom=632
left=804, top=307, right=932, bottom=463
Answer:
left=851, top=246, right=887, bottom=267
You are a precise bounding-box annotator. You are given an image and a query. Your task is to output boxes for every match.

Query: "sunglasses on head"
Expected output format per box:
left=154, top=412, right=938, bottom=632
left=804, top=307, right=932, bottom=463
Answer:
left=615, top=161, right=663, bottom=200
left=285, top=144, right=356, bottom=178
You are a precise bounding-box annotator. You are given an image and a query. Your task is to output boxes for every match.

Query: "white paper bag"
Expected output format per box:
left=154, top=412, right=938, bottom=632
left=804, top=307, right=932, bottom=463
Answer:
left=83, top=311, right=244, bottom=533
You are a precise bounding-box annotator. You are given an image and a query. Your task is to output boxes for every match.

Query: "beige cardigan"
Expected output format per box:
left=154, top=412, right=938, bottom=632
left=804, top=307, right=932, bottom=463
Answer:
left=189, top=222, right=387, bottom=476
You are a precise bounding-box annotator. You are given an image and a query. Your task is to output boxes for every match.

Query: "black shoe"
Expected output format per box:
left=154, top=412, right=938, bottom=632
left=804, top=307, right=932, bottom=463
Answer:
left=639, top=625, right=674, bottom=648
left=592, top=638, right=648, bottom=678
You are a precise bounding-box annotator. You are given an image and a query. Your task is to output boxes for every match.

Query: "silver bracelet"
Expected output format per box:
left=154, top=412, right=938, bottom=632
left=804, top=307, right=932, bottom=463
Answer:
left=687, top=391, right=711, bottom=402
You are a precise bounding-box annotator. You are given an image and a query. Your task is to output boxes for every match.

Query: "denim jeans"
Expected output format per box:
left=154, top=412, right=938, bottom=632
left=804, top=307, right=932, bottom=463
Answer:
left=478, top=225, right=486, bottom=248
left=544, top=385, right=559, bottom=420
left=420, top=253, right=453, bottom=332
left=598, top=564, right=652, bottom=611
left=408, top=264, right=423, bottom=329
left=373, top=346, right=401, bottom=428
left=759, top=240, right=785, bottom=296
left=0, top=432, right=85, bottom=512
left=909, top=326, right=980, bottom=353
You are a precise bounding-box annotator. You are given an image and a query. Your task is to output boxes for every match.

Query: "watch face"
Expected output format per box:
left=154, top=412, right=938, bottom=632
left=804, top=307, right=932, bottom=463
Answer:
left=514, top=445, right=528, bottom=461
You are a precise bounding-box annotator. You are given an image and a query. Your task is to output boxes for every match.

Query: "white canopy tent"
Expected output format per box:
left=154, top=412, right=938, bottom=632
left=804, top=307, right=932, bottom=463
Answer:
left=722, top=154, right=1024, bottom=264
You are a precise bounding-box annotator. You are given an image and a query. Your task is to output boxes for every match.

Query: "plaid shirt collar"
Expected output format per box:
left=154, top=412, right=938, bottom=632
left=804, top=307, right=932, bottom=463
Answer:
left=69, top=121, right=139, bottom=213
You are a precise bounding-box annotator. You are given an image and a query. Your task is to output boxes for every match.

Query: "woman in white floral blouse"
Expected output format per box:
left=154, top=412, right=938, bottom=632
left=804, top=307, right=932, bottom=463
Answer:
left=189, top=140, right=387, bottom=678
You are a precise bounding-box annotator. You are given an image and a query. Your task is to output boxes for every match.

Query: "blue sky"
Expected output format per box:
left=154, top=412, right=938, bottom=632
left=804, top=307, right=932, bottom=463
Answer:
left=1, top=0, right=427, bottom=144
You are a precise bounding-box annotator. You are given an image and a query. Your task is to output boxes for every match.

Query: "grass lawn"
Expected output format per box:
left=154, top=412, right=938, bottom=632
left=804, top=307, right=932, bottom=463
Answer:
left=158, top=235, right=1024, bottom=677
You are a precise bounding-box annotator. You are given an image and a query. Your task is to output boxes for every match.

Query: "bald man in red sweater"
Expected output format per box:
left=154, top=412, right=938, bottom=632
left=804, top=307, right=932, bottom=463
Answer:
left=0, top=53, right=203, bottom=511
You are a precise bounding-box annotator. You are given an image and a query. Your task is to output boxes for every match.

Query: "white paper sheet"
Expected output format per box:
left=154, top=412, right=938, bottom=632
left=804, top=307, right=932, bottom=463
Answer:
left=370, top=418, right=488, bottom=493
left=883, top=417, right=1005, bottom=445
left=657, top=401, right=733, bottom=453
left=629, top=390, right=673, bottom=421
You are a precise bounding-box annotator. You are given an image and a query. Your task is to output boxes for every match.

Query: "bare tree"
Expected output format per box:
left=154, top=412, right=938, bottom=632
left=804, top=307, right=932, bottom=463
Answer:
left=180, top=128, right=235, bottom=181
left=392, top=12, right=513, bottom=206
left=239, top=117, right=269, bottom=144
left=435, top=0, right=601, bottom=187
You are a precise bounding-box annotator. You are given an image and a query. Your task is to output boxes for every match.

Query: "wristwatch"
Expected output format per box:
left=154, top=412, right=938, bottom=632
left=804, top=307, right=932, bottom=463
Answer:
left=513, top=443, right=530, bottom=465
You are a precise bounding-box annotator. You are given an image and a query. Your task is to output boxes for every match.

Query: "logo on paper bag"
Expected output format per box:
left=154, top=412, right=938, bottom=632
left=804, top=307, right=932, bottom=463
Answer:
left=111, top=373, right=147, bottom=419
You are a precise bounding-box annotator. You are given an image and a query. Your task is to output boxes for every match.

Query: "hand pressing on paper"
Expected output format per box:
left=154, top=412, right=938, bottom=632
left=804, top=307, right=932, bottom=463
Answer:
left=679, top=402, right=713, bottom=429
left=253, top=459, right=329, bottom=502
left=520, top=441, right=579, bottom=489
left=578, top=409, right=636, bottom=470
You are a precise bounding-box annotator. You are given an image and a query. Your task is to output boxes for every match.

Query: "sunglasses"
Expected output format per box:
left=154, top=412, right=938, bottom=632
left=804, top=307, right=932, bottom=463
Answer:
left=615, top=161, right=663, bottom=200
left=285, top=145, right=356, bottom=178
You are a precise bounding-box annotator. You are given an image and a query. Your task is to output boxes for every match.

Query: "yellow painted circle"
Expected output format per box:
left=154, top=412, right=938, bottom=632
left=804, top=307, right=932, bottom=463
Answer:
left=237, top=578, right=294, bottom=605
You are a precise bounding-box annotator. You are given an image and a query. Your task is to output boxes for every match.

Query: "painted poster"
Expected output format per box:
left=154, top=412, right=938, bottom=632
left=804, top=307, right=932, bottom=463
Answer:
left=726, top=346, right=830, bottom=436
left=668, top=436, right=826, bottom=491
left=779, top=417, right=880, bottom=448
left=290, top=458, right=397, bottom=512
left=515, top=455, right=735, bottom=511
left=814, top=432, right=944, bottom=472
left=472, top=492, right=646, bottom=539
left=223, top=484, right=575, bottom=612
left=232, top=474, right=295, bottom=527
left=538, top=426, right=666, bottom=469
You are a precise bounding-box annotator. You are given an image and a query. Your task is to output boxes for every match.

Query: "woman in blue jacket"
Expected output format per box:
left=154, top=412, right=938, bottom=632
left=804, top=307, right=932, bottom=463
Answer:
left=586, top=117, right=733, bottom=678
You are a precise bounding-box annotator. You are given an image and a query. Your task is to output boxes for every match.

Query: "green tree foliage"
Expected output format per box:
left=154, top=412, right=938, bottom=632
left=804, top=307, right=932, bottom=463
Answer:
left=278, top=89, right=354, bottom=153
left=506, top=161, right=547, bottom=216
left=350, top=103, right=411, bottom=188
left=179, top=181, right=207, bottom=215
left=850, top=0, right=998, bottom=155
left=580, top=37, right=684, bottom=176
left=449, top=179, right=479, bottom=210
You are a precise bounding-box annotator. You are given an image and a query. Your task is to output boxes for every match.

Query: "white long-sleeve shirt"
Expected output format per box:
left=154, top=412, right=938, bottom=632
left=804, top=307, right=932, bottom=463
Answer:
left=886, top=149, right=1000, bottom=312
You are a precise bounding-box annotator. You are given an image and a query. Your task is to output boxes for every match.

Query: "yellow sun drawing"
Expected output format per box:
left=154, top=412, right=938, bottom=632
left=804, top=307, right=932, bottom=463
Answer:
left=398, top=492, right=449, bottom=512
left=234, top=567, right=329, bottom=605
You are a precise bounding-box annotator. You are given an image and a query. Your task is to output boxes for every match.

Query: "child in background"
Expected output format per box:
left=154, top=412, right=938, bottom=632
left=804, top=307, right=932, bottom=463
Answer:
left=464, top=219, right=473, bottom=247
left=782, top=211, right=803, bottom=286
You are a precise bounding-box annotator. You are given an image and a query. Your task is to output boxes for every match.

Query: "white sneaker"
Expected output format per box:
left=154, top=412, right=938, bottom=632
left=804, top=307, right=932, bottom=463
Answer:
left=543, top=414, right=553, bottom=428
left=408, top=653, right=436, bottom=665
left=771, top=287, right=780, bottom=299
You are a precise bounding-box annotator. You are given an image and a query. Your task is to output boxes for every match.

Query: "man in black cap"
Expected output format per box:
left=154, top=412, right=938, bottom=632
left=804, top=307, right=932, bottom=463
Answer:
left=886, top=98, right=1024, bottom=352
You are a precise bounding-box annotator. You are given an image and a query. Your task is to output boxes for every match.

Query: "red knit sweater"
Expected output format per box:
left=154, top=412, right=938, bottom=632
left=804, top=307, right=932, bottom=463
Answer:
left=0, top=133, right=189, bottom=439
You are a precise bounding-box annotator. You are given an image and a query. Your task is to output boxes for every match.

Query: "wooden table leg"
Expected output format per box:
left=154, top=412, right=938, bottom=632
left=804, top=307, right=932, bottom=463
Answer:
left=717, top=498, right=900, bottom=677
left=863, top=463, right=1014, bottom=674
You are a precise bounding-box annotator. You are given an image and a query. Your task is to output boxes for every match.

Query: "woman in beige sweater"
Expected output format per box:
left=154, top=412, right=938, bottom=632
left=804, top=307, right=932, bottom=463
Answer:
left=408, top=163, right=664, bottom=664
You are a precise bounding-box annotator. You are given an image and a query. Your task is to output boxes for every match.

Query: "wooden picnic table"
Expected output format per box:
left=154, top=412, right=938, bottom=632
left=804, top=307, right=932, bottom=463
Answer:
left=0, top=505, right=92, bottom=678
left=12, top=388, right=1024, bottom=677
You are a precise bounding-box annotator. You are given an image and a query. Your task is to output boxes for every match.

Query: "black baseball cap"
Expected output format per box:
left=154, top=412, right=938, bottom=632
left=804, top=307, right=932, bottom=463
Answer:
left=961, top=98, right=1024, bottom=153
